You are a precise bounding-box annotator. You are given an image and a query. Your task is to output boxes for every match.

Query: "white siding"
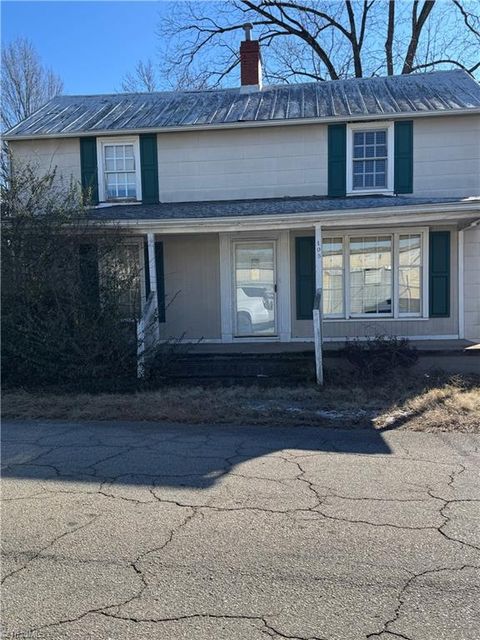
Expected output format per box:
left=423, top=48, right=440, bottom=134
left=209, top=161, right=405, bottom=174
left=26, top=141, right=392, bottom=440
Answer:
left=413, top=115, right=480, bottom=198
left=157, top=124, right=328, bottom=202
left=463, top=226, right=480, bottom=341
left=8, top=138, right=81, bottom=188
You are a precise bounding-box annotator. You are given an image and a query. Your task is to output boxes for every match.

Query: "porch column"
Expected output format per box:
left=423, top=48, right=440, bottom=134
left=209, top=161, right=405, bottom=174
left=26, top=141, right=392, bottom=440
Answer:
left=147, top=232, right=158, bottom=295
left=313, top=224, right=324, bottom=385
left=146, top=232, right=160, bottom=341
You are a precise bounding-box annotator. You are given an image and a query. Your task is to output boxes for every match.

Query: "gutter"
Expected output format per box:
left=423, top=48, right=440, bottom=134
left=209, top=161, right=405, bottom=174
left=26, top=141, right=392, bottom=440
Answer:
left=3, top=107, right=480, bottom=141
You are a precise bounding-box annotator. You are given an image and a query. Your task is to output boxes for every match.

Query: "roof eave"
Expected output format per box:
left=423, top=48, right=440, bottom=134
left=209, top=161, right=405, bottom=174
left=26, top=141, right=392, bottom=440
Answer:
left=90, top=201, right=480, bottom=233
left=4, top=106, right=480, bottom=141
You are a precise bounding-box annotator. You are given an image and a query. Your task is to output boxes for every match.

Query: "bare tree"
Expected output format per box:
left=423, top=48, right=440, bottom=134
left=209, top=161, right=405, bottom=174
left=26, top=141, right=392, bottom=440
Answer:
left=121, top=59, right=159, bottom=92
left=156, top=0, right=480, bottom=87
left=1, top=38, right=64, bottom=130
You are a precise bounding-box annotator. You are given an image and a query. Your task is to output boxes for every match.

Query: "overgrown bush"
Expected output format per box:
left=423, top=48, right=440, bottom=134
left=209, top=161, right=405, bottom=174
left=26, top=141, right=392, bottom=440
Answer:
left=1, top=156, right=141, bottom=391
left=343, top=334, right=418, bottom=379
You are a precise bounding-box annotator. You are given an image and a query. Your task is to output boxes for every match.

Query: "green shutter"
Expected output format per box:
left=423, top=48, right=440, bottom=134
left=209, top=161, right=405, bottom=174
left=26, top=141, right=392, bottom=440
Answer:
left=80, top=137, right=99, bottom=205
left=429, top=231, right=450, bottom=317
left=139, top=134, right=159, bottom=204
left=328, top=124, right=346, bottom=197
left=155, top=241, right=165, bottom=323
left=295, top=236, right=315, bottom=320
left=394, top=121, right=413, bottom=194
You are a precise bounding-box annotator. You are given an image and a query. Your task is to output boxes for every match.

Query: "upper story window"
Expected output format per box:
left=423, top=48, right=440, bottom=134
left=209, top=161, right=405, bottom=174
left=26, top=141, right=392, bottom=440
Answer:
left=97, top=137, right=142, bottom=203
left=347, top=122, right=394, bottom=195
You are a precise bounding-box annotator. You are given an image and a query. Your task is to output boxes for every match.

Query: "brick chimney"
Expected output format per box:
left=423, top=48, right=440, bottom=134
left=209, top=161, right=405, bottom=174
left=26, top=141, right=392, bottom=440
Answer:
left=240, top=23, right=262, bottom=90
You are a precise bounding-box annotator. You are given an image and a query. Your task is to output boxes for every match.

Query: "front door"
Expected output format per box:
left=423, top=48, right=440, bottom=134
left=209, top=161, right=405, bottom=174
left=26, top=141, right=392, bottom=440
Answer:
left=233, top=242, right=276, bottom=337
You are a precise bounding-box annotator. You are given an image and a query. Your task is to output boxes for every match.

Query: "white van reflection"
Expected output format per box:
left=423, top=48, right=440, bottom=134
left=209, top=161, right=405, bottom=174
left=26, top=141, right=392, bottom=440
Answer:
left=236, top=285, right=275, bottom=335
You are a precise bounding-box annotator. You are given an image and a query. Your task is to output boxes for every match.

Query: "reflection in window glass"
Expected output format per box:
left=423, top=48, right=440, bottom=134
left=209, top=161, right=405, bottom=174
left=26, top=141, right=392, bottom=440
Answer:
left=322, top=238, right=343, bottom=316
left=235, top=243, right=275, bottom=336
left=399, top=234, right=422, bottom=315
left=350, top=236, right=392, bottom=315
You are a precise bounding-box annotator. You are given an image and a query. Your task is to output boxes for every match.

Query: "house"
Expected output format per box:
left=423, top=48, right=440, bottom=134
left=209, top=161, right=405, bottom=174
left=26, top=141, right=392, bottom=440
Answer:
left=4, top=32, right=480, bottom=366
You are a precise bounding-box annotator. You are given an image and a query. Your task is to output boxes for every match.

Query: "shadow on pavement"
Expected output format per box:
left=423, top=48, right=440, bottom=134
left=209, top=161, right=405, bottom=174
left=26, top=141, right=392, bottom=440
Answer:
left=1, top=420, right=392, bottom=489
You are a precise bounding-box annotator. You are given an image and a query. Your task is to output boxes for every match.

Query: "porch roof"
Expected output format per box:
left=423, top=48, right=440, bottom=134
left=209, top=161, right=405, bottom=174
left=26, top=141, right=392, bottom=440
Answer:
left=88, top=194, right=480, bottom=223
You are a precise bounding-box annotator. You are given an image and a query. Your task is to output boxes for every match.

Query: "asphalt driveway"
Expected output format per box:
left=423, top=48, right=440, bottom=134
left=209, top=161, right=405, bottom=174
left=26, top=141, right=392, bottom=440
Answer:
left=2, top=419, right=480, bottom=640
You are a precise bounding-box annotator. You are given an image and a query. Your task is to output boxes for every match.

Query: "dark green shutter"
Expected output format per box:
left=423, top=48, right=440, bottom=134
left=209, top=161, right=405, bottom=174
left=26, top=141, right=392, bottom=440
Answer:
left=429, top=231, right=450, bottom=317
left=80, top=137, right=99, bottom=205
left=328, top=124, right=346, bottom=197
left=394, top=121, right=413, bottom=194
left=139, top=134, right=159, bottom=204
left=143, top=240, right=165, bottom=323
left=155, top=241, right=165, bottom=323
left=79, top=244, right=100, bottom=310
left=295, top=236, right=315, bottom=320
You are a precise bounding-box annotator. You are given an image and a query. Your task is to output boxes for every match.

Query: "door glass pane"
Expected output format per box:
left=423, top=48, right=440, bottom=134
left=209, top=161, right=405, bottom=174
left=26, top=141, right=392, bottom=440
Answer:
left=235, top=243, right=275, bottom=336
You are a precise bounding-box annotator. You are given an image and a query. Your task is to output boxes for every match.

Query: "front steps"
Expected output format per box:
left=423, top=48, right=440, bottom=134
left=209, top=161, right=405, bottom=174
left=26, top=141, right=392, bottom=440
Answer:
left=149, top=351, right=316, bottom=385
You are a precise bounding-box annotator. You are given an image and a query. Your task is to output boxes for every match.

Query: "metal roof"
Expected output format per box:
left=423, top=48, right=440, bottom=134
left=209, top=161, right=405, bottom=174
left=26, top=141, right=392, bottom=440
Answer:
left=88, top=194, right=480, bottom=222
left=4, top=70, right=480, bottom=139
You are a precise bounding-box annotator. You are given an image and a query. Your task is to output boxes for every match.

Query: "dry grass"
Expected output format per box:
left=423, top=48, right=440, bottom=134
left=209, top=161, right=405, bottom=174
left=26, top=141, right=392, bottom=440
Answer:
left=2, top=373, right=479, bottom=432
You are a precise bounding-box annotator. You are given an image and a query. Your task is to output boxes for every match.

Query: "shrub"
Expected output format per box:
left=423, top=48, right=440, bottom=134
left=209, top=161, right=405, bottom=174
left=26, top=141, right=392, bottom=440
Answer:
left=1, top=157, right=141, bottom=391
left=343, top=334, right=418, bottom=379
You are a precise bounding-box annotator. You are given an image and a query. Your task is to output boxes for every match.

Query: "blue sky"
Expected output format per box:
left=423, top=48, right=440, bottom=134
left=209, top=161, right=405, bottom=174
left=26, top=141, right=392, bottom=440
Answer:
left=1, top=1, right=168, bottom=93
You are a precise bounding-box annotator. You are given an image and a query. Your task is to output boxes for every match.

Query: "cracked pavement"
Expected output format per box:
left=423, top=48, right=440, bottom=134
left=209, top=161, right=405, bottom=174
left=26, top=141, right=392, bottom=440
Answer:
left=1, top=420, right=479, bottom=639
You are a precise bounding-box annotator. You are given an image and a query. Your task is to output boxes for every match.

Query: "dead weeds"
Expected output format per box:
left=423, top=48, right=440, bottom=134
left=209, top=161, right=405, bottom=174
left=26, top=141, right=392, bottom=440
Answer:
left=2, top=373, right=479, bottom=432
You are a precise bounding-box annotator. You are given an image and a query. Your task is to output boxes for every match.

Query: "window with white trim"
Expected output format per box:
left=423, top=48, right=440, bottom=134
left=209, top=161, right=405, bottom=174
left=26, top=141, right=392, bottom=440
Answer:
left=322, top=238, right=344, bottom=317
left=347, top=122, right=394, bottom=195
left=97, top=137, right=141, bottom=202
left=322, top=230, right=425, bottom=319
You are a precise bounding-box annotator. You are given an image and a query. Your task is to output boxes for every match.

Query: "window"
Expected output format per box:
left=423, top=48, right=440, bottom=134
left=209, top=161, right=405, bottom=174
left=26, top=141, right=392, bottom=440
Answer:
left=399, top=234, right=422, bottom=315
left=347, top=122, right=394, bottom=195
left=101, top=243, right=142, bottom=319
left=97, top=137, right=141, bottom=203
left=322, top=238, right=344, bottom=317
left=321, top=230, right=425, bottom=319
left=350, top=236, right=392, bottom=315
left=353, top=130, right=387, bottom=189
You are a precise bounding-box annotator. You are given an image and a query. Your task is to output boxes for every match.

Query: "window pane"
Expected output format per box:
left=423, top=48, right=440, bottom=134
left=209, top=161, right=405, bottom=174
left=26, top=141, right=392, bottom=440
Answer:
left=350, top=236, right=392, bottom=314
left=354, top=132, right=364, bottom=145
left=399, top=234, right=421, bottom=266
left=322, top=238, right=344, bottom=316
left=399, top=267, right=421, bottom=314
left=104, top=146, right=114, bottom=159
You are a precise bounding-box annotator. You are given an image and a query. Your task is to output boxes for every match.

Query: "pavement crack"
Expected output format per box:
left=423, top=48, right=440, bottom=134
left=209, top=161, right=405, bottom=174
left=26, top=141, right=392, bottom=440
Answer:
left=1, top=515, right=101, bottom=584
left=366, top=564, right=479, bottom=639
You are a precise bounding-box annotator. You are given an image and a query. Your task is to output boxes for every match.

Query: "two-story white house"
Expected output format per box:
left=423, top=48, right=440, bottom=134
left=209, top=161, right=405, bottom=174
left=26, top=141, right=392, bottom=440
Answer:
left=4, top=34, right=480, bottom=353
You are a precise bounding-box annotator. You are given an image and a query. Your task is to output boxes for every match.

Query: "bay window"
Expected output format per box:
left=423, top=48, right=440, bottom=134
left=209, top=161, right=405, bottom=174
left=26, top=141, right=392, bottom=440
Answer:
left=321, top=230, right=425, bottom=319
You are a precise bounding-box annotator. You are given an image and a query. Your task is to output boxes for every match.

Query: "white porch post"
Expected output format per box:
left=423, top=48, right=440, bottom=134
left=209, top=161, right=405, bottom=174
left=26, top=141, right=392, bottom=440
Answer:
left=313, top=224, right=324, bottom=385
left=458, top=229, right=465, bottom=339
left=146, top=232, right=160, bottom=341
